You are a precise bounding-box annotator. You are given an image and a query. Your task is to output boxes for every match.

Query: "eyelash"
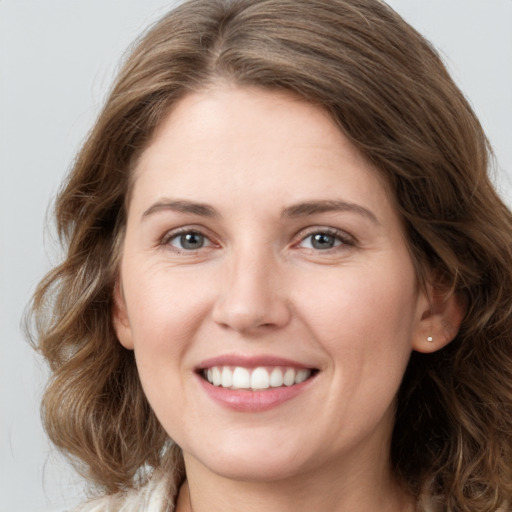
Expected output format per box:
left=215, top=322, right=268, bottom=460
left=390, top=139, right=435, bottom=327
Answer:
left=159, top=226, right=355, bottom=254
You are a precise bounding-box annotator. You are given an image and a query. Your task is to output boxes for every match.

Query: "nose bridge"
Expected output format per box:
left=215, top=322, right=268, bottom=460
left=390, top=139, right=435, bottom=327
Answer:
left=212, top=238, right=290, bottom=333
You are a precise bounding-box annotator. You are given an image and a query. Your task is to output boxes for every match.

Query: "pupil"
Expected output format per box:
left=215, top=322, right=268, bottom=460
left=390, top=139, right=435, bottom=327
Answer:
left=312, top=233, right=334, bottom=249
left=181, top=232, right=203, bottom=249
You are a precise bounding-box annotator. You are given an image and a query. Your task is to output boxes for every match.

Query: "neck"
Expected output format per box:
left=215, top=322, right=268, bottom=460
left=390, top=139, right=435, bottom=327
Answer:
left=175, top=455, right=415, bottom=512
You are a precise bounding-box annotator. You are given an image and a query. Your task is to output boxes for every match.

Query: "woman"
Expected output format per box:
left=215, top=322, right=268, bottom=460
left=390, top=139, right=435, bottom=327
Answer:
left=29, top=0, right=512, bottom=510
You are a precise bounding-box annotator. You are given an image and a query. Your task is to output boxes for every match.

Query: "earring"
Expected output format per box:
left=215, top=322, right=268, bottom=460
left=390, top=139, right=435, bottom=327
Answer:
left=427, top=336, right=433, bottom=342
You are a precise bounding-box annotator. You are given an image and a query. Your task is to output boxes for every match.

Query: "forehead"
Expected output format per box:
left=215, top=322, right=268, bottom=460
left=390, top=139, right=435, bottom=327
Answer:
left=136, top=85, right=347, bottom=171
left=130, top=85, right=393, bottom=219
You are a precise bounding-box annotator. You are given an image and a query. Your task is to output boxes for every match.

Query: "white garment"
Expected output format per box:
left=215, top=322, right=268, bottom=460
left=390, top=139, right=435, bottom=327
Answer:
left=72, top=472, right=175, bottom=512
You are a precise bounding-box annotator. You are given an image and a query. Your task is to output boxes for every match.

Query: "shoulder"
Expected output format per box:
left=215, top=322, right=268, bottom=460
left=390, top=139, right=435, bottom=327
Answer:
left=71, top=472, right=175, bottom=512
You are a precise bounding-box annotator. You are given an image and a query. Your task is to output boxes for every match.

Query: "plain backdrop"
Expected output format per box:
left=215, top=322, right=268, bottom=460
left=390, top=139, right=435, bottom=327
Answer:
left=1, top=1, right=511, bottom=511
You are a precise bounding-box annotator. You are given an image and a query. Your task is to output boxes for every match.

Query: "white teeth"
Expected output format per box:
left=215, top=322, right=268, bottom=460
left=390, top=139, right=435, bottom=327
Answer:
left=295, top=369, right=310, bottom=384
left=270, top=367, right=284, bottom=387
left=221, top=366, right=233, bottom=388
left=212, top=367, right=221, bottom=386
left=232, top=367, right=250, bottom=389
left=251, top=367, right=270, bottom=389
left=203, top=366, right=312, bottom=390
left=283, top=368, right=295, bottom=386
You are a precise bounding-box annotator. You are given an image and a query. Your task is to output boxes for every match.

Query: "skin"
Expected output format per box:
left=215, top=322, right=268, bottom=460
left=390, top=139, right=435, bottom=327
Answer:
left=114, top=85, right=461, bottom=512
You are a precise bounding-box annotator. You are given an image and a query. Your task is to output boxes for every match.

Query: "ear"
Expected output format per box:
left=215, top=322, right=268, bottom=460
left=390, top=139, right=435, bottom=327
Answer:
left=112, top=280, right=134, bottom=350
left=412, top=283, right=466, bottom=354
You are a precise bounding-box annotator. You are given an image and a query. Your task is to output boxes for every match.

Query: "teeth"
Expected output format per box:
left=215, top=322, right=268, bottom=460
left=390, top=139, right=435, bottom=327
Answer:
left=269, top=367, right=284, bottom=387
left=203, top=366, right=312, bottom=390
left=232, top=367, right=250, bottom=389
left=212, top=367, right=221, bottom=386
left=221, top=367, right=233, bottom=388
left=283, top=368, right=295, bottom=386
left=295, top=369, right=310, bottom=384
left=251, top=367, right=270, bottom=389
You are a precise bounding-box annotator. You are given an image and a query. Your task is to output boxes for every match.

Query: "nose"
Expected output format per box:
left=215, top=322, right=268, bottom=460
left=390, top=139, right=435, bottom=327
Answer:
left=211, top=248, right=292, bottom=335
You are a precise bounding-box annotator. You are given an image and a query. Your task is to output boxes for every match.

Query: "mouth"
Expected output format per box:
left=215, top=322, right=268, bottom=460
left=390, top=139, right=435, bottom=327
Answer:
left=199, top=365, right=317, bottom=391
left=196, top=356, right=319, bottom=411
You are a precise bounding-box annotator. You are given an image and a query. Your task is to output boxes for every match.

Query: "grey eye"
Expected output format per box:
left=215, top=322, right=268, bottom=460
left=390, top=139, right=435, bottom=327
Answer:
left=312, top=233, right=336, bottom=249
left=301, top=232, right=342, bottom=250
left=170, top=232, right=209, bottom=250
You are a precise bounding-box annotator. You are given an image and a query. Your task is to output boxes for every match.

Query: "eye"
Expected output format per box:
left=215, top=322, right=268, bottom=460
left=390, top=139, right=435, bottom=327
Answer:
left=167, top=231, right=212, bottom=251
left=298, top=230, right=352, bottom=251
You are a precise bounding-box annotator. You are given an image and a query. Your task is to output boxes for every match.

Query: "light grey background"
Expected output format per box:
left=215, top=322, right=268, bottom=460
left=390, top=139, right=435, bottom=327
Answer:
left=1, top=1, right=511, bottom=511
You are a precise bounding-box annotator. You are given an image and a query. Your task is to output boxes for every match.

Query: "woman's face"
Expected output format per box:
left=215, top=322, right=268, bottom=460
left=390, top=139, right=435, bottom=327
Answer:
left=114, top=86, right=433, bottom=483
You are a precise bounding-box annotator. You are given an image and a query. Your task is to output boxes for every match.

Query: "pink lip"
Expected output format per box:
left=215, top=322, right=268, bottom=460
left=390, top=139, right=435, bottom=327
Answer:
left=196, top=375, right=315, bottom=412
left=196, top=354, right=313, bottom=370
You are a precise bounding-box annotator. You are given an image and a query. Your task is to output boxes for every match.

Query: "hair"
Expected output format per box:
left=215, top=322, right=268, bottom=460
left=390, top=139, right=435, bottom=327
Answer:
left=29, top=0, right=512, bottom=510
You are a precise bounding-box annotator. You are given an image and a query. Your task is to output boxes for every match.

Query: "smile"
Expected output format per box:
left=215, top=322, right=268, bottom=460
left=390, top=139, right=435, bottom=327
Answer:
left=203, top=366, right=313, bottom=391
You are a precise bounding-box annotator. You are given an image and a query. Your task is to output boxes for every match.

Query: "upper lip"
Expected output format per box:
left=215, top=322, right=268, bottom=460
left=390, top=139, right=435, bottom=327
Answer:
left=196, top=354, right=316, bottom=370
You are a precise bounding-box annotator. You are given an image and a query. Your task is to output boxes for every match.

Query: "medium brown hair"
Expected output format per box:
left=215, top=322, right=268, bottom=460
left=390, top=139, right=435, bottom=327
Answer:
left=29, top=0, right=512, bottom=509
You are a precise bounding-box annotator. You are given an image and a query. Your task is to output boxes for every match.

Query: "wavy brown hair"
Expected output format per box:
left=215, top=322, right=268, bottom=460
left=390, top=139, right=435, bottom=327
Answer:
left=29, top=0, right=512, bottom=509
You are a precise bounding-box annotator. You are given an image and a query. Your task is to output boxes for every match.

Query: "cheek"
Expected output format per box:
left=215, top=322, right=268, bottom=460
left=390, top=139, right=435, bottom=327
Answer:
left=123, top=274, right=210, bottom=433
left=295, top=261, right=419, bottom=383
left=303, top=266, right=417, bottom=334
left=123, top=266, right=213, bottom=371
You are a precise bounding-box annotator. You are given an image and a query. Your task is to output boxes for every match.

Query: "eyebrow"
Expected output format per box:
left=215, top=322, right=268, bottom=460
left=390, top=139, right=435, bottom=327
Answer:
left=281, top=200, right=379, bottom=224
left=142, top=200, right=219, bottom=219
left=141, top=198, right=378, bottom=224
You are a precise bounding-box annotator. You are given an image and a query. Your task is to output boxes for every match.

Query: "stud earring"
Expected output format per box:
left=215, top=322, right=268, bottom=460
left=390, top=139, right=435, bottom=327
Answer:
left=427, top=336, right=433, bottom=342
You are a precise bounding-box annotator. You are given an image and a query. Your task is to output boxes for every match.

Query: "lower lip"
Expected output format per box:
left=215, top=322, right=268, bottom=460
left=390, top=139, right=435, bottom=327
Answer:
left=197, top=374, right=315, bottom=412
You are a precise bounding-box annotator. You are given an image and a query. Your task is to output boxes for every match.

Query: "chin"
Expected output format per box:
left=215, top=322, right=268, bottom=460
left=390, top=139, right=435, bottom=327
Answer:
left=209, top=458, right=305, bottom=483
left=183, top=439, right=313, bottom=483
